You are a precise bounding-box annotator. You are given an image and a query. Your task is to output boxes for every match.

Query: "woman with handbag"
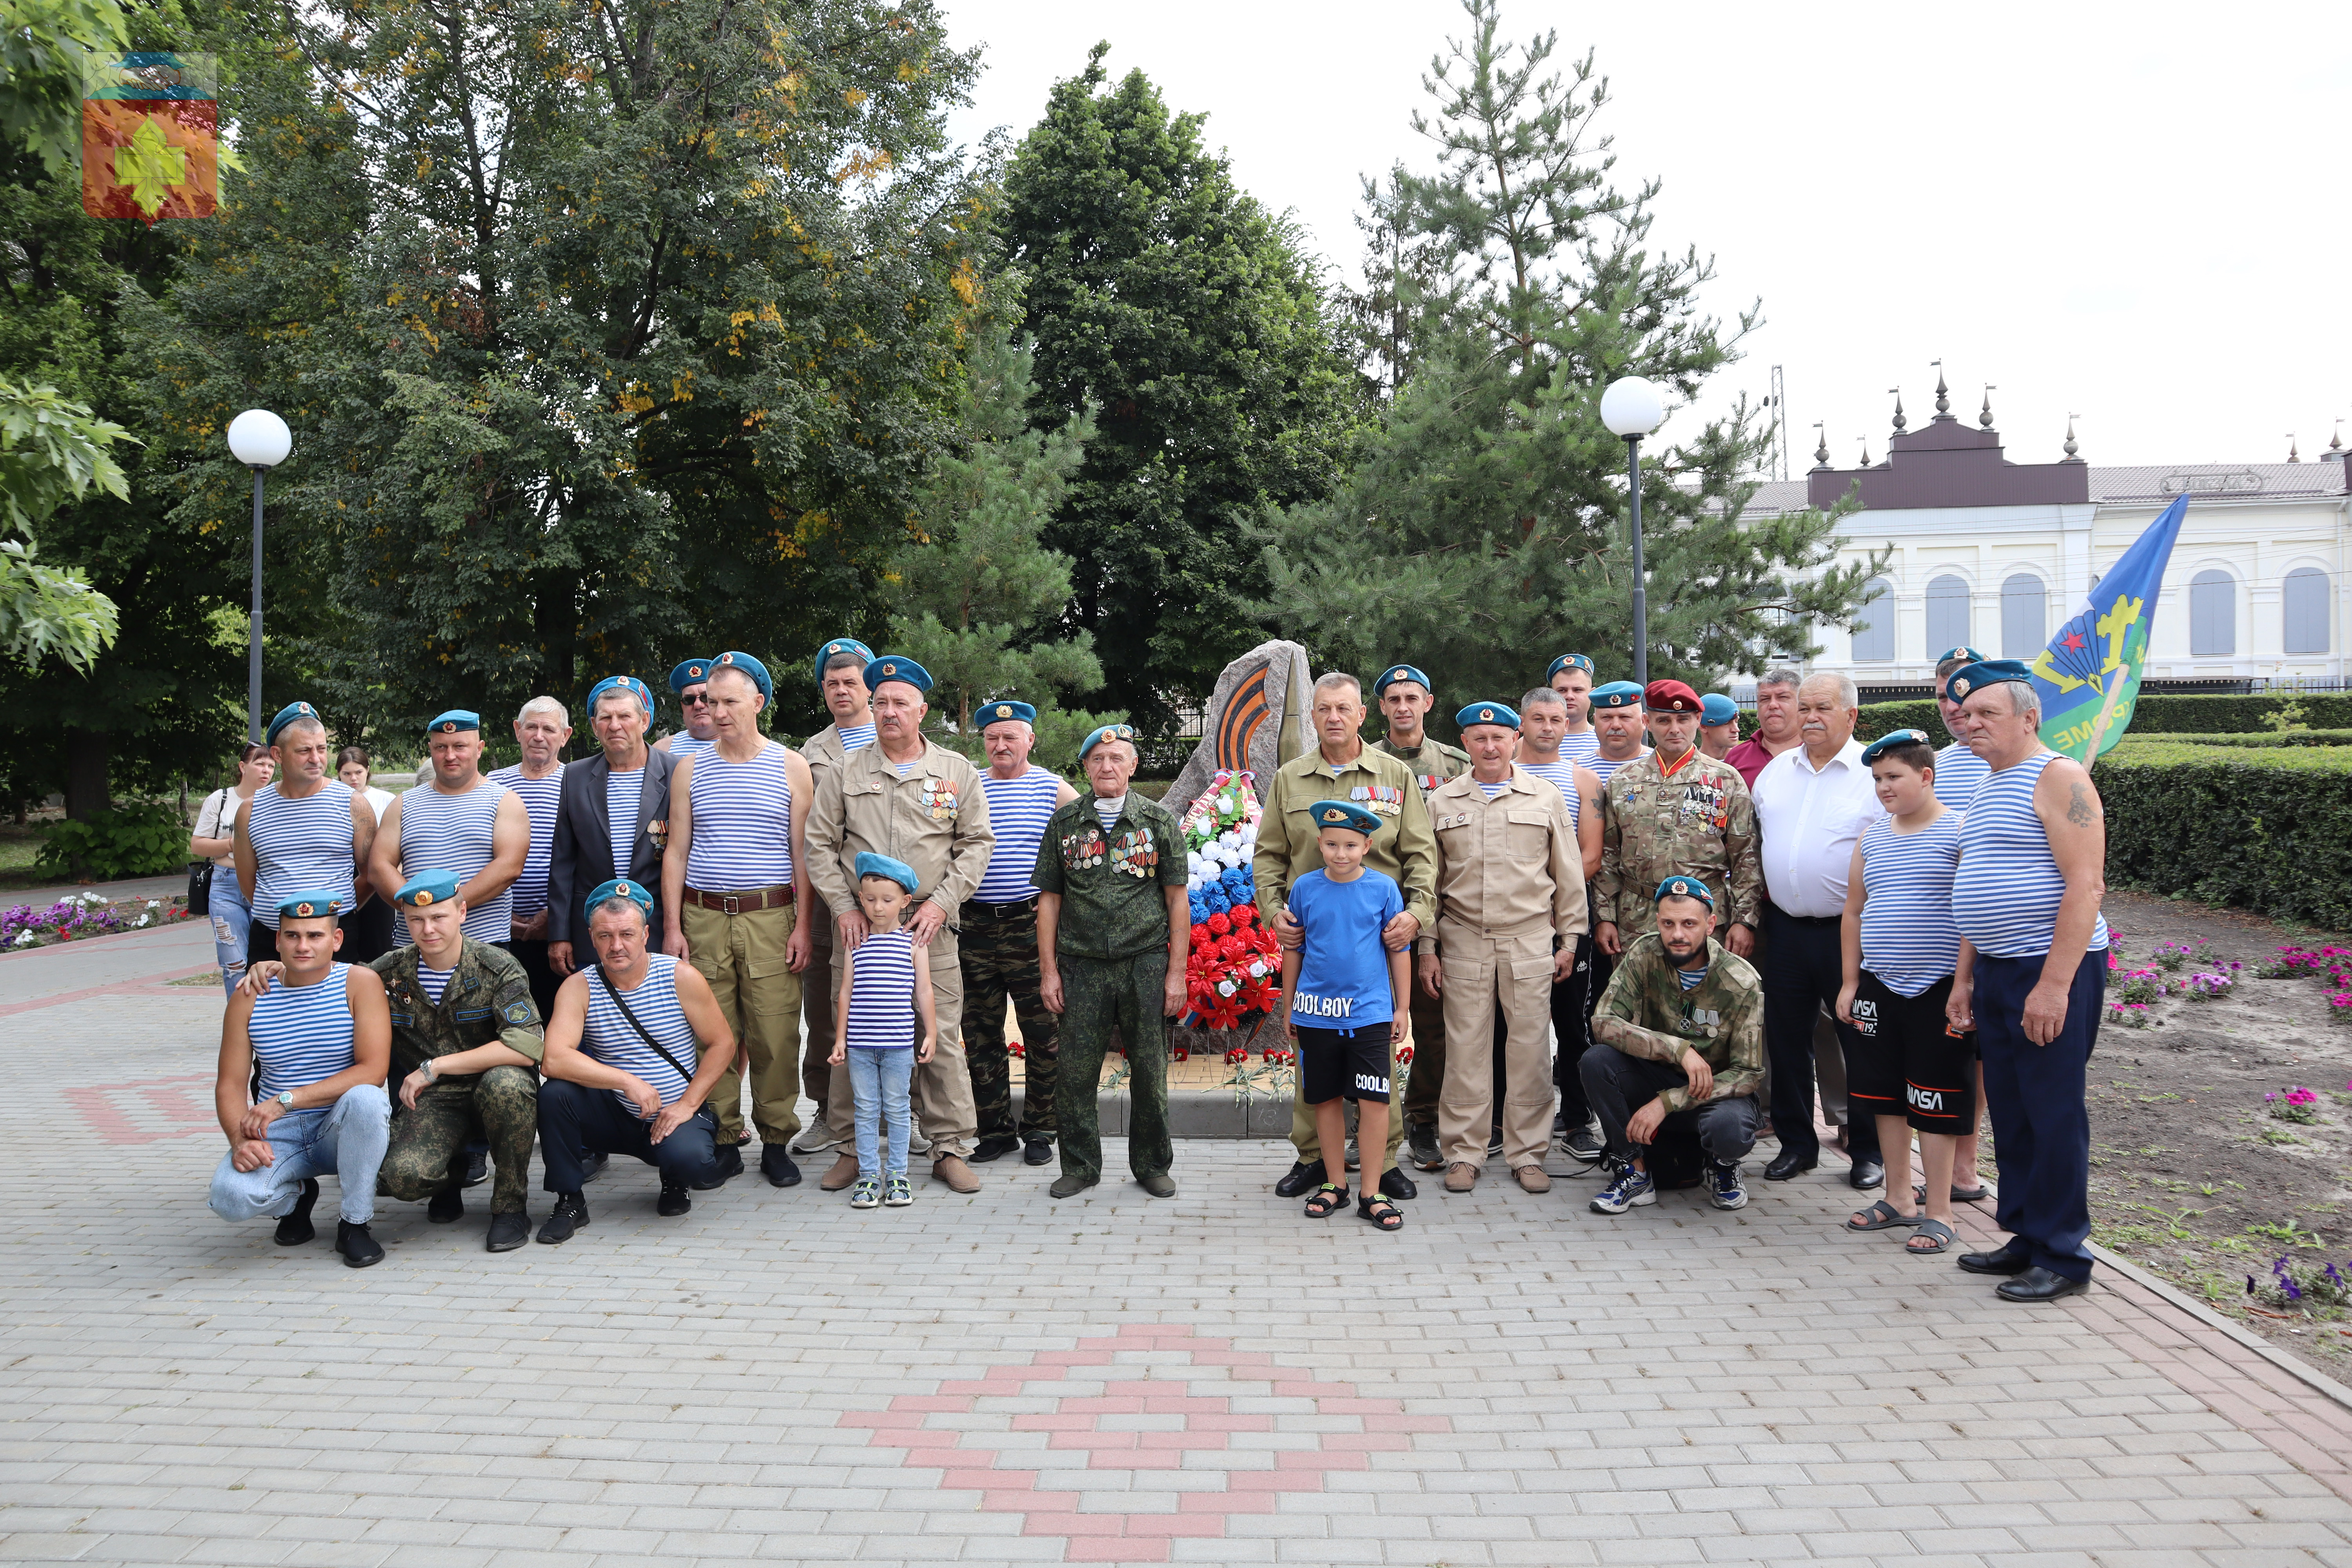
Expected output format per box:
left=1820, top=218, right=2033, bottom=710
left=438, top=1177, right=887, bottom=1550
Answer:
left=189, top=743, right=275, bottom=995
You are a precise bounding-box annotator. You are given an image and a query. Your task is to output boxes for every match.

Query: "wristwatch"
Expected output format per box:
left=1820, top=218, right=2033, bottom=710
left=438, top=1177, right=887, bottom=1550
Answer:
left=275, top=1090, right=295, bottom=1109
left=422, top=1060, right=439, bottom=1083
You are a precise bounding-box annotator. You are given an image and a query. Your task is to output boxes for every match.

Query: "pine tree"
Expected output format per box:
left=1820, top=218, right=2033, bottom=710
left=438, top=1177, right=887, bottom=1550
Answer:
left=887, top=317, right=1117, bottom=771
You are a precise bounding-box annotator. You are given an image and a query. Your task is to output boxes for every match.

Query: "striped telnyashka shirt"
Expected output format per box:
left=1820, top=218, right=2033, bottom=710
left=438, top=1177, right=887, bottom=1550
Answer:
left=584, top=954, right=698, bottom=1107
left=605, top=768, right=645, bottom=883
left=1558, top=730, right=1601, bottom=767
left=1857, top=812, right=1965, bottom=996
left=1952, top=751, right=2109, bottom=960
left=684, top=744, right=794, bottom=891
left=394, top=781, right=513, bottom=946
left=670, top=733, right=716, bottom=760
left=1586, top=749, right=1651, bottom=788
left=250, top=963, right=356, bottom=1103
left=246, top=783, right=357, bottom=930
left=1931, top=740, right=1991, bottom=811
left=973, top=769, right=1062, bottom=902
left=844, top=928, right=918, bottom=1050
left=488, top=763, right=563, bottom=917
left=837, top=722, right=877, bottom=753
left=1517, top=758, right=1582, bottom=830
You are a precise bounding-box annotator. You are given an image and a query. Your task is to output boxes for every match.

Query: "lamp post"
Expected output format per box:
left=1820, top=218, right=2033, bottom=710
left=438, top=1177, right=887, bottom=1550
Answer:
left=225, top=410, right=292, bottom=744
left=1599, top=376, right=1665, bottom=686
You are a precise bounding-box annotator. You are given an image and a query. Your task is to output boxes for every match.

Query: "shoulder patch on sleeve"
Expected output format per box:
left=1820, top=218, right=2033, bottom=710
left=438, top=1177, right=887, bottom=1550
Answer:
left=501, top=1000, right=534, bottom=1025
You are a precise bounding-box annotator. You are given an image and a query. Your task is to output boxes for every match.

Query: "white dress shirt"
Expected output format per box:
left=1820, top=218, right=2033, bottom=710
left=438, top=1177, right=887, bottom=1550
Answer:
left=1751, top=737, right=1878, bottom=918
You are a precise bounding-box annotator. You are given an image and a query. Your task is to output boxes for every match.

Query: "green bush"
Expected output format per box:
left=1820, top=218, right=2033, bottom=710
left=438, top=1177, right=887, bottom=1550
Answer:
left=34, top=802, right=189, bottom=880
left=1852, top=693, right=2352, bottom=748
left=2094, top=744, right=2352, bottom=930
left=2118, top=730, right=2352, bottom=749
left=1855, top=700, right=1951, bottom=745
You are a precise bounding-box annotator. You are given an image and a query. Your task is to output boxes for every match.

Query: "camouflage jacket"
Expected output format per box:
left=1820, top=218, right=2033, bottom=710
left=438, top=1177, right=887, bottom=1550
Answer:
left=1591, top=933, right=1763, bottom=1113
left=1033, top=793, right=1188, bottom=962
left=1372, top=735, right=1473, bottom=797
left=1594, top=747, right=1761, bottom=934
left=369, top=938, right=545, bottom=1080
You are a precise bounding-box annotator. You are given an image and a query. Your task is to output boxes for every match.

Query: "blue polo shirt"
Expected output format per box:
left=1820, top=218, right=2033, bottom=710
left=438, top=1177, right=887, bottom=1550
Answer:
left=1287, top=867, right=1404, bottom=1032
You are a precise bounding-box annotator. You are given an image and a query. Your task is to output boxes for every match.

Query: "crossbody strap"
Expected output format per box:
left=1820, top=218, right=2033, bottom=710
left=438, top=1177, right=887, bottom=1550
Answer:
left=588, top=965, right=698, bottom=1088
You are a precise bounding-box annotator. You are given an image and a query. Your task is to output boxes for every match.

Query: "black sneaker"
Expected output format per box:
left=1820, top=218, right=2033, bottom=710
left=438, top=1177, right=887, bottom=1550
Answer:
left=1023, top=1139, right=1053, bottom=1166
left=760, top=1144, right=802, bottom=1187
left=460, top=1149, right=489, bottom=1188
left=694, top=1143, right=742, bottom=1191
left=1563, top=1123, right=1606, bottom=1166
left=1486, top=1126, right=1504, bottom=1159
left=486, top=1210, right=530, bottom=1252
left=969, top=1135, right=1022, bottom=1163
left=1274, top=1160, right=1325, bottom=1198
left=1406, top=1122, right=1443, bottom=1172
left=427, top=1186, right=465, bottom=1223
left=274, top=1179, right=319, bottom=1246
left=657, top=1182, right=692, bottom=1218
left=1552, top=1110, right=1570, bottom=1138
left=335, top=1220, right=385, bottom=1268
left=580, top=1150, right=608, bottom=1184
left=536, top=1192, right=589, bottom=1244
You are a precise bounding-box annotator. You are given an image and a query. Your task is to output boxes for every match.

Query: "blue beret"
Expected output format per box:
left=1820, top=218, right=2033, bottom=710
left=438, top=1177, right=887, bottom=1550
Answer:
left=588, top=675, right=653, bottom=716
left=1079, top=723, right=1137, bottom=759
left=1590, top=681, right=1643, bottom=710
left=863, top=653, right=932, bottom=694
left=854, top=851, right=918, bottom=893
left=1860, top=728, right=1933, bottom=768
left=1309, top=799, right=1382, bottom=836
left=584, top=878, right=653, bottom=917
left=1374, top=663, right=1431, bottom=695
left=1945, top=659, right=2034, bottom=705
left=1455, top=702, right=1520, bottom=730
left=265, top=701, right=321, bottom=744
left=813, top=638, right=874, bottom=685
left=276, top=890, right=342, bottom=921
left=710, top=650, right=772, bottom=702
left=668, top=659, right=712, bottom=695
left=978, top=700, right=1037, bottom=728
left=1655, top=876, right=1713, bottom=907
left=1547, top=653, right=1595, bottom=680
left=1699, top=693, right=1739, bottom=726
left=1935, top=645, right=1987, bottom=668
left=394, top=869, right=461, bottom=908
left=426, top=710, right=480, bottom=737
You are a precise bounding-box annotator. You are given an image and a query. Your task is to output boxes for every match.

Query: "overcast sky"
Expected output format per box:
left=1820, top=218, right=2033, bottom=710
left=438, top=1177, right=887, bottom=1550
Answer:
left=940, top=0, right=2346, bottom=473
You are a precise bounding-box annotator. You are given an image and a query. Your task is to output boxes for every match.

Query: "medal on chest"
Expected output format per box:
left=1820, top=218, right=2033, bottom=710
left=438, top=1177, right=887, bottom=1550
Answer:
left=1348, top=783, right=1403, bottom=817
left=918, top=778, right=959, bottom=820
left=1062, top=826, right=1107, bottom=869
left=1109, top=827, right=1158, bottom=878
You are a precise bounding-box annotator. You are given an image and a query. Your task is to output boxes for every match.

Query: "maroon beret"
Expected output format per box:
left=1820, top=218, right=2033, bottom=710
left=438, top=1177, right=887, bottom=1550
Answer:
left=1644, top=679, right=1702, bottom=713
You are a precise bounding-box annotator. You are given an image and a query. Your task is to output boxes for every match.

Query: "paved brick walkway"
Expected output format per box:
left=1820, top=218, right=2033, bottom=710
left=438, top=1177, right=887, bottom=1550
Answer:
left=5, top=930, right=2352, bottom=1565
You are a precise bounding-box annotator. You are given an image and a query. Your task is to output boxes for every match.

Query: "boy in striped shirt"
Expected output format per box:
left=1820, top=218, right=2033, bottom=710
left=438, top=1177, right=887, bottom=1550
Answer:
left=829, top=853, right=936, bottom=1209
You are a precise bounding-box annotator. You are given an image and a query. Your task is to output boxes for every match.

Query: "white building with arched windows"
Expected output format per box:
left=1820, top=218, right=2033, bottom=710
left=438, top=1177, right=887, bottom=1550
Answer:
left=1744, top=393, right=2352, bottom=697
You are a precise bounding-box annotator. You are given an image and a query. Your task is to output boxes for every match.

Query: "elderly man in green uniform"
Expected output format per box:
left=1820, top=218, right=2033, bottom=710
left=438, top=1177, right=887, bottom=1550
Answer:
left=1595, top=679, right=1762, bottom=960
left=1256, top=671, right=1438, bottom=1202
left=1367, top=662, right=1471, bottom=1173
left=1034, top=724, right=1190, bottom=1200
left=237, top=867, right=546, bottom=1251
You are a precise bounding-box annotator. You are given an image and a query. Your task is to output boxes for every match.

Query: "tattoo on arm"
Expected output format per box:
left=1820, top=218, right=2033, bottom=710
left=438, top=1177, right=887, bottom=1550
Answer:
left=2065, top=781, right=2099, bottom=828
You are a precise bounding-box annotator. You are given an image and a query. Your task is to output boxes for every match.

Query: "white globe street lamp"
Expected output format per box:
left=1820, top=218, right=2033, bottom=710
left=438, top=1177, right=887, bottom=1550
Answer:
left=1600, top=376, right=1666, bottom=686
left=226, top=410, right=292, bottom=744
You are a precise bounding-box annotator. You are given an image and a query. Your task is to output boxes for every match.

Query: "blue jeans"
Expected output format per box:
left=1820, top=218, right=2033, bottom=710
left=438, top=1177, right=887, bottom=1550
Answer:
left=207, top=869, right=253, bottom=998
left=208, top=1084, right=391, bottom=1225
left=848, top=1047, right=915, bottom=1180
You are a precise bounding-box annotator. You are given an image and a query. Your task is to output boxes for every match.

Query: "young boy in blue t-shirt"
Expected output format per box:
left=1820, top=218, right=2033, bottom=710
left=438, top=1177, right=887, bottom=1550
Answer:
left=1278, top=799, right=1411, bottom=1231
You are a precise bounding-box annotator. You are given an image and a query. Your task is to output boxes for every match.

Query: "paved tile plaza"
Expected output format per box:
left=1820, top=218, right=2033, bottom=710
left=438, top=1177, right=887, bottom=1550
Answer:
left=6, top=924, right=2352, bottom=1565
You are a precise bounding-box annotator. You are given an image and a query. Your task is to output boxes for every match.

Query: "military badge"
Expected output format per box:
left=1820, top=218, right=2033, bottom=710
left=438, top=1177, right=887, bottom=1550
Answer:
left=1110, top=828, right=1158, bottom=878
left=501, top=1000, right=533, bottom=1025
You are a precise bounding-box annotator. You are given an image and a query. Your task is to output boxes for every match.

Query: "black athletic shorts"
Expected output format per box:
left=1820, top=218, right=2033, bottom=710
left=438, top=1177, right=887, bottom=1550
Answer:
left=1298, top=1023, right=1394, bottom=1104
left=1846, top=970, right=1976, bottom=1134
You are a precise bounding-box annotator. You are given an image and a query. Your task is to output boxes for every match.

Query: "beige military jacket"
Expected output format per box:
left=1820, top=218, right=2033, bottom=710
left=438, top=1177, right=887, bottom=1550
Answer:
left=1252, top=742, right=1437, bottom=933
left=805, top=737, right=995, bottom=924
left=1418, top=766, right=1589, bottom=951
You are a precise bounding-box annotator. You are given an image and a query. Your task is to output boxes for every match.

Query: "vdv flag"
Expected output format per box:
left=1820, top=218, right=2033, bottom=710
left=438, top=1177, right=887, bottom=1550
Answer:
left=2030, top=493, right=2188, bottom=762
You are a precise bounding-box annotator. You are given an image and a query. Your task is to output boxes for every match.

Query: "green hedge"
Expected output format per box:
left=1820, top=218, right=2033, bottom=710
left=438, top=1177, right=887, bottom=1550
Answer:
left=1854, top=701, right=1951, bottom=745
left=2118, top=730, right=2352, bottom=749
left=2094, top=744, right=2352, bottom=930
left=1852, top=693, right=2352, bottom=748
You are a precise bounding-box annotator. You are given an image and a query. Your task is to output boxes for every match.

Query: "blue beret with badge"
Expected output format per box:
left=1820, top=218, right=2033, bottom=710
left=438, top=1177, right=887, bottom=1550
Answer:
left=1589, top=681, right=1643, bottom=710
left=265, top=701, right=321, bottom=745
left=667, top=659, right=712, bottom=695
left=1079, top=722, right=1137, bottom=760
left=1374, top=663, right=1431, bottom=696
left=394, top=869, right=462, bottom=908
left=813, top=637, right=874, bottom=686
left=1547, top=653, right=1595, bottom=680
left=1935, top=644, right=1987, bottom=668
left=1860, top=728, right=1933, bottom=768
left=854, top=851, right=919, bottom=893
left=1699, top=693, right=1739, bottom=726
left=276, top=889, right=342, bottom=922
left=1455, top=701, right=1520, bottom=730
left=1310, top=799, right=1382, bottom=836
left=1945, top=658, right=2034, bottom=705
left=584, top=878, right=653, bottom=917
left=588, top=675, right=653, bottom=716
left=1655, top=875, right=1714, bottom=908
left=979, top=699, right=1037, bottom=728
left=711, top=650, right=773, bottom=702
left=427, top=710, right=481, bottom=737
left=863, top=653, right=932, bottom=694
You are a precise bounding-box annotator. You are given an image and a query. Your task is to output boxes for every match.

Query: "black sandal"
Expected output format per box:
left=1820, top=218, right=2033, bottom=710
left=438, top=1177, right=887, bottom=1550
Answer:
left=1357, top=1193, right=1403, bottom=1231
left=1304, top=1182, right=1350, bottom=1219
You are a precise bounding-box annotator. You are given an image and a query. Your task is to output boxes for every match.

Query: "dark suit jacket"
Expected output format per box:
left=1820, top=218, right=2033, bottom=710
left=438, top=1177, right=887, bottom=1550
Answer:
left=547, top=747, right=677, bottom=946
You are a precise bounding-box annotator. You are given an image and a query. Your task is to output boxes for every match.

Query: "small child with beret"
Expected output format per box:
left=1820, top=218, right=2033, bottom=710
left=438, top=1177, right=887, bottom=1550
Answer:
left=829, top=852, right=935, bottom=1209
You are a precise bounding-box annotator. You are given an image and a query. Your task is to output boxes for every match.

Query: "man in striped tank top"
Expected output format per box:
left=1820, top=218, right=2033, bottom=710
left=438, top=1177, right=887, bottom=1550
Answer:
left=1512, top=686, right=1607, bottom=1162
left=209, top=893, right=392, bottom=1268
left=1944, top=660, right=2109, bottom=1303
left=234, top=702, right=380, bottom=967
left=369, top=711, right=530, bottom=953
left=662, top=651, right=816, bottom=1187
left=655, top=658, right=719, bottom=759
left=962, top=701, right=1079, bottom=1167
left=792, top=636, right=879, bottom=1151
left=1930, top=646, right=1993, bottom=809
left=1583, top=682, right=1653, bottom=789
left=1544, top=653, right=1603, bottom=769
left=537, top=879, right=736, bottom=1241
left=490, top=695, right=571, bottom=1018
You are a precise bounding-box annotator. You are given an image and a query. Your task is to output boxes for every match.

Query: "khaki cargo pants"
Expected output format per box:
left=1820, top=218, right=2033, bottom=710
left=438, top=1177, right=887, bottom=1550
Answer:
left=1436, top=919, right=1557, bottom=1171
left=683, top=899, right=803, bottom=1147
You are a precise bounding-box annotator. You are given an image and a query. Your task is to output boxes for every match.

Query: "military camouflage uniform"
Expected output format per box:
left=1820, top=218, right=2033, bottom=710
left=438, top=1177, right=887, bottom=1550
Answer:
left=961, top=904, right=1059, bottom=1142
left=1374, top=734, right=1472, bottom=1133
left=1585, top=932, right=1765, bottom=1168
left=1033, top=793, right=1188, bottom=1186
left=371, top=939, right=544, bottom=1215
left=1594, top=748, right=1762, bottom=939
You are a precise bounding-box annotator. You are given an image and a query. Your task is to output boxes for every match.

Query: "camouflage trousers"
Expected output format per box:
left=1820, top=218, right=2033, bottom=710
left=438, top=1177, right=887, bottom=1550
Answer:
left=1055, top=951, right=1172, bottom=1186
left=959, top=901, right=1060, bottom=1143
left=379, top=1065, right=538, bottom=1214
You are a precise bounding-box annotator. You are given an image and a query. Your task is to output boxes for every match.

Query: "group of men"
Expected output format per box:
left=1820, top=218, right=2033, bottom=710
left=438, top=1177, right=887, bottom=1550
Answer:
left=206, top=636, right=2106, bottom=1301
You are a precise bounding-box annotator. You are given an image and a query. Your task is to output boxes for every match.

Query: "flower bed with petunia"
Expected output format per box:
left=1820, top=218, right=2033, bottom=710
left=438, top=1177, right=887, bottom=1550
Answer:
left=2, top=891, right=192, bottom=948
